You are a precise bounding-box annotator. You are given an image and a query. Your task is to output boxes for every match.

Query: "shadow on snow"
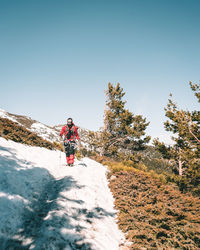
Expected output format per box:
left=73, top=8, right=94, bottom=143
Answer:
left=0, top=145, right=115, bottom=250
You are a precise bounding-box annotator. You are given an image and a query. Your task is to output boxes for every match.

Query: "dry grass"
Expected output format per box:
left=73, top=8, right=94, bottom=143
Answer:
left=0, top=117, right=62, bottom=151
left=109, top=171, right=200, bottom=249
left=90, top=155, right=200, bottom=248
left=90, top=154, right=167, bottom=184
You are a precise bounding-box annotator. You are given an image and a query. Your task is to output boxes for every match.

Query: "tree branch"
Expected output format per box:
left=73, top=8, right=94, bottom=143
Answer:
left=186, top=115, right=200, bottom=144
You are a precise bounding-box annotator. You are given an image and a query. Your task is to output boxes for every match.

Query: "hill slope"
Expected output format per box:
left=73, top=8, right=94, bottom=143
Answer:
left=0, top=117, right=59, bottom=150
left=0, top=109, right=95, bottom=148
left=109, top=170, right=200, bottom=249
left=0, top=109, right=58, bottom=142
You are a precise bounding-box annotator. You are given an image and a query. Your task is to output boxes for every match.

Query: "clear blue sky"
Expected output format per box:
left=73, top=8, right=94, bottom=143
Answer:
left=0, top=0, right=199, bottom=143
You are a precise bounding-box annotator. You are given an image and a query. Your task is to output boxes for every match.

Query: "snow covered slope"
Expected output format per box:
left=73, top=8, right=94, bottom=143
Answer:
left=0, top=137, right=126, bottom=249
left=30, top=122, right=59, bottom=142
left=0, top=109, right=93, bottom=147
left=0, top=108, right=59, bottom=142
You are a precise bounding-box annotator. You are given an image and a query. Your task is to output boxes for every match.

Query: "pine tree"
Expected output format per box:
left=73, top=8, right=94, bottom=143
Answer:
left=154, top=82, right=200, bottom=194
left=101, top=83, right=150, bottom=160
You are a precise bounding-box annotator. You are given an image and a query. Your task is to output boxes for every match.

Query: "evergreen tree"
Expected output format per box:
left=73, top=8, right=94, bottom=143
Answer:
left=101, top=83, right=150, bottom=160
left=154, top=82, right=200, bottom=193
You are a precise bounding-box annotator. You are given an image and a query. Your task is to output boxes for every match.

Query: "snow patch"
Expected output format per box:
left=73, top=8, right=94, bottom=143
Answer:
left=0, top=108, right=18, bottom=123
left=30, top=122, right=59, bottom=142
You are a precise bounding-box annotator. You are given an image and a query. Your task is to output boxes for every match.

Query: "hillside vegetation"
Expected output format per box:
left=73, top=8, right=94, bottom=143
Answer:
left=87, top=82, right=200, bottom=196
left=87, top=153, right=200, bottom=249
left=82, top=82, right=200, bottom=248
left=0, top=117, right=61, bottom=150
left=109, top=170, right=200, bottom=249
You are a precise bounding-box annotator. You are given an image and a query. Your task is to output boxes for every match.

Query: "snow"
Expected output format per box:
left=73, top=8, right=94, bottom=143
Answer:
left=0, top=137, right=126, bottom=249
left=0, top=108, right=19, bottom=123
left=30, top=122, right=59, bottom=142
left=0, top=108, right=91, bottom=147
left=0, top=108, right=60, bottom=142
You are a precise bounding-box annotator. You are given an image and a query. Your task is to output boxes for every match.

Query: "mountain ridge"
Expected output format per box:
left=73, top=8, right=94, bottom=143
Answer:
left=0, top=108, right=91, bottom=146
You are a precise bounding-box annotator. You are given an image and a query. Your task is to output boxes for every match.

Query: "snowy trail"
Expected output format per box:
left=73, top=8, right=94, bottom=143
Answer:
left=0, top=137, right=125, bottom=249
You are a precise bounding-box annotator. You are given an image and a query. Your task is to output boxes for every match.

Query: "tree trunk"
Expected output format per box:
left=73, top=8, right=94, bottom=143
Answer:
left=178, top=160, right=183, bottom=176
left=101, top=89, right=109, bottom=156
left=178, top=147, right=183, bottom=176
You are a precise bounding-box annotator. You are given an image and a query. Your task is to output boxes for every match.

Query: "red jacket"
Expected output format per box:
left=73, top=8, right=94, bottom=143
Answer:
left=60, top=124, right=80, bottom=141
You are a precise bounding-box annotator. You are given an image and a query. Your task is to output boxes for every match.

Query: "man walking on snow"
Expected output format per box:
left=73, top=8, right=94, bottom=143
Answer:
left=60, top=118, right=80, bottom=166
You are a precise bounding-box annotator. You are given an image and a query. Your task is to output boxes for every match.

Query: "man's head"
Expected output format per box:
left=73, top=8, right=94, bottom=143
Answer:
left=67, top=118, right=73, bottom=126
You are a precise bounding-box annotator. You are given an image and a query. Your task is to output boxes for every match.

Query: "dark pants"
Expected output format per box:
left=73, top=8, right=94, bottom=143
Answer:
left=64, top=141, right=75, bottom=157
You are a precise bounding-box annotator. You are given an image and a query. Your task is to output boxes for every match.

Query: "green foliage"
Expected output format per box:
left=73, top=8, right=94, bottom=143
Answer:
left=101, top=82, right=150, bottom=158
left=140, top=146, right=173, bottom=176
left=77, top=144, right=97, bottom=158
left=87, top=131, right=98, bottom=151
left=154, top=82, right=200, bottom=194
left=190, top=81, right=200, bottom=102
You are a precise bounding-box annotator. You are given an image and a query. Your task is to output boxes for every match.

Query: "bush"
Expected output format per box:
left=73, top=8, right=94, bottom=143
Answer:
left=75, top=150, right=82, bottom=160
left=0, top=118, right=60, bottom=150
left=109, top=170, right=200, bottom=249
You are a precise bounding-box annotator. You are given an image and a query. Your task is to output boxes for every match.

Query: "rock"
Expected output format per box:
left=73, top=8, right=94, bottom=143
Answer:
left=110, top=175, right=117, bottom=181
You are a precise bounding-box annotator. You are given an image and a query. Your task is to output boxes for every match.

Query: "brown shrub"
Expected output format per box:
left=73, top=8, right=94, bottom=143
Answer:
left=0, top=117, right=60, bottom=150
left=109, top=171, right=200, bottom=249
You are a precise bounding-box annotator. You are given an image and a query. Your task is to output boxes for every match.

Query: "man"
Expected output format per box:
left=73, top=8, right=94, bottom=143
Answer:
left=60, top=118, right=80, bottom=166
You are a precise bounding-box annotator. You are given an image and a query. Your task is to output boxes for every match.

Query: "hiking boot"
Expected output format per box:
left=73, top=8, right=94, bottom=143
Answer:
left=67, top=163, right=73, bottom=167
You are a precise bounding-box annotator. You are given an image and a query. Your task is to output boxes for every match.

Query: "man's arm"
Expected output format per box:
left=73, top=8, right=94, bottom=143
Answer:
left=75, top=127, right=80, bottom=140
left=60, top=126, right=65, bottom=138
